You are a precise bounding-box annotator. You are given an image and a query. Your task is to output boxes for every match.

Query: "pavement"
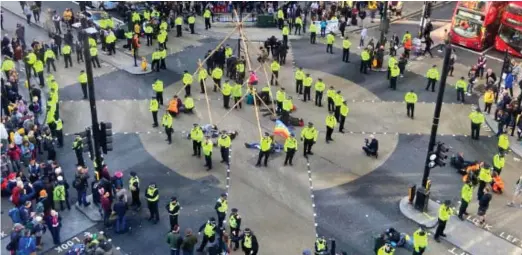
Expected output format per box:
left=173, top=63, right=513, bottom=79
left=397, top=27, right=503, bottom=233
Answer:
left=2, top=2, right=522, bottom=255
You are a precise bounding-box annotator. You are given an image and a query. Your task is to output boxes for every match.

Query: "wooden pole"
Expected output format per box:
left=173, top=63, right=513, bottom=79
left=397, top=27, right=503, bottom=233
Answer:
left=255, top=93, right=276, bottom=116
left=215, top=93, right=248, bottom=126
left=198, top=59, right=214, bottom=125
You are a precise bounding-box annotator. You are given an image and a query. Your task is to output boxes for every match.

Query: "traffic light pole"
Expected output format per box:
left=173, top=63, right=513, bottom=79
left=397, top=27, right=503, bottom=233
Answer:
left=379, top=2, right=388, bottom=47
left=81, top=17, right=103, bottom=174
left=421, top=43, right=452, bottom=188
left=494, top=50, right=509, bottom=104
left=419, top=1, right=427, bottom=38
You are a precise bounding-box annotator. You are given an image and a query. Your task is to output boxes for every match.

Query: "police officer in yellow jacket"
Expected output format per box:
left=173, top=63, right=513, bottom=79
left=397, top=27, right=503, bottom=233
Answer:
left=404, top=90, right=418, bottom=119
left=78, top=70, right=88, bottom=99
left=309, top=22, right=317, bottom=44
left=159, top=47, right=167, bottom=70
left=434, top=200, right=453, bottom=242
left=425, top=65, right=440, bottom=92
left=175, top=16, right=183, bottom=37
left=492, top=152, right=505, bottom=174
left=456, top=77, right=467, bottom=103
left=301, top=122, right=318, bottom=156
left=129, top=171, right=141, bottom=210
left=413, top=227, right=428, bottom=255
left=469, top=108, right=484, bottom=140
left=229, top=208, right=242, bottom=250
left=215, top=193, right=228, bottom=228
left=162, top=111, right=173, bottom=144
left=149, top=96, right=159, bottom=127
left=390, top=64, right=400, bottom=90
left=315, top=236, right=328, bottom=255
left=377, top=243, right=394, bottom=255
left=360, top=47, right=370, bottom=74
left=165, top=196, right=180, bottom=231
left=326, top=111, right=337, bottom=143
left=72, top=134, right=84, bottom=166
left=204, top=8, right=212, bottom=30
left=62, top=44, right=73, bottom=68
left=188, top=14, right=196, bottom=34
left=256, top=132, right=273, bottom=167
left=197, top=217, right=217, bottom=252
left=284, top=133, right=298, bottom=166
left=240, top=228, right=259, bottom=255
left=498, top=131, right=509, bottom=153
left=182, top=70, right=193, bottom=96
left=190, top=124, right=203, bottom=157
left=342, top=36, right=352, bottom=62
left=218, top=130, right=231, bottom=164
left=282, top=24, right=289, bottom=47
left=222, top=80, right=232, bottom=109
left=326, top=32, right=335, bottom=54
left=44, top=48, right=57, bottom=73
left=339, top=101, right=349, bottom=133
left=477, top=163, right=492, bottom=200
left=145, top=182, right=159, bottom=224
left=203, top=136, right=214, bottom=170
left=458, top=179, right=473, bottom=220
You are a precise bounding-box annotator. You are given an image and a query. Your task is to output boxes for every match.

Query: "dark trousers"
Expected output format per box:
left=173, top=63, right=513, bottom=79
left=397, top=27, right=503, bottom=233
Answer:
left=310, top=32, right=316, bottom=44
left=77, top=50, right=84, bottom=63
left=75, top=149, right=85, bottom=166
left=276, top=102, right=283, bottom=113
left=256, top=151, right=269, bottom=166
left=283, top=35, right=288, bottom=47
left=189, top=24, right=195, bottom=34
left=205, top=153, right=212, bottom=169
left=426, top=78, right=436, bottom=91
left=38, top=71, right=44, bottom=87
left=334, top=106, right=341, bottom=121
left=294, top=24, right=301, bottom=35
left=152, top=60, right=159, bottom=72
left=185, top=84, right=191, bottom=97
left=56, top=129, right=64, bottom=147
left=326, top=44, right=333, bottom=53
left=147, top=201, right=159, bottom=221
left=193, top=141, right=201, bottom=156
left=278, top=18, right=283, bottom=29
left=131, top=189, right=141, bottom=208
left=390, top=76, right=397, bottom=90
left=326, top=127, right=334, bottom=141
left=200, top=80, right=206, bottom=93
left=304, top=139, right=314, bottom=155
left=146, top=34, right=152, bottom=46
left=234, top=96, right=242, bottom=109
left=360, top=60, right=368, bottom=73
left=64, top=54, right=72, bottom=68
left=303, top=87, right=311, bottom=101
left=457, top=88, right=465, bottom=103
left=478, top=181, right=486, bottom=200
left=271, top=71, right=279, bottom=85
left=339, top=116, right=346, bottom=132
left=165, top=127, right=173, bottom=143
left=296, top=80, right=303, bottom=94
left=169, top=214, right=178, bottom=230
left=205, top=18, right=211, bottom=29
left=407, top=103, right=414, bottom=118
left=342, top=48, right=350, bottom=62
left=230, top=227, right=240, bottom=249
left=458, top=199, right=469, bottom=218
left=413, top=247, right=426, bottom=255
left=213, top=78, right=221, bottom=91
left=160, top=58, right=166, bottom=69
left=327, top=98, right=335, bottom=111
left=152, top=111, right=158, bottom=126
left=220, top=147, right=229, bottom=164
left=471, top=123, right=480, bottom=139
left=50, top=227, right=60, bottom=245
left=217, top=211, right=226, bottom=228
left=223, top=95, right=230, bottom=109
left=284, top=148, right=295, bottom=165
left=108, top=43, right=116, bottom=55
left=315, top=91, right=323, bottom=106
left=156, top=92, right=163, bottom=105
left=198, top=235, right=215, bottom=251
left=434, top=219, right=447, bottom=239
left=81, top=84, right=88, bottom=99
left=176, top=25, right=182, bottom=36
left=91, top=56, right=101, bottom=68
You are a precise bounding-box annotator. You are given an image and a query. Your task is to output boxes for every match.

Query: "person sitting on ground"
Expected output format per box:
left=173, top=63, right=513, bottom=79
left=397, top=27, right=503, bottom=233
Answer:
left=492, top=172, right=504, bottom=194
left=362, top=135, right=378, bottom=158
left=451, top=152, right=475, bottom=172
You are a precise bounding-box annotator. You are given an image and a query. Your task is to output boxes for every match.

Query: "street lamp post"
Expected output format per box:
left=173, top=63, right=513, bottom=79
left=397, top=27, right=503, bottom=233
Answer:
left=80, top=17, right=103, bottom=174
left=421, top=43, right=452, bottom=188
left=379, top=2, right=389, bottom=47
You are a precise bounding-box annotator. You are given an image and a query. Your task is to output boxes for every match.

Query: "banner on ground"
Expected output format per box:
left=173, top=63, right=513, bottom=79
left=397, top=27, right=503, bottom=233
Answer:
left=313, top=20, right=339, bottom=34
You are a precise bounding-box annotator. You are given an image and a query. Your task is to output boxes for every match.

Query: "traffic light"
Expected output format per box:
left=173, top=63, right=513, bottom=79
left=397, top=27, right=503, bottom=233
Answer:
left=100, top=122, right=113, bottom=154
left=79, top=128, right=94, bottom=160
left=428, top=142, right=449, bottom=168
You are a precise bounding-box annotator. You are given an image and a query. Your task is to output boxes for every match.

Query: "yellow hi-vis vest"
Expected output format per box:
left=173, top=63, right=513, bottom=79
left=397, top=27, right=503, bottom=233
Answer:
left=183, top=73, right=193, bottom=85
left=204, top=222, right=215, bottom=237
left=217, top=198, right=228, bottom=212
left=146, top=187, right=159, bottom=201
left=413, top=229, right=428, bottom=251
left=129, top=176, right=139, bottom=191
left=404, top=92, right=417, bottom=103
left=244, top=235, right=252, bottom=248
left=316, top=239, right=326, bottom=251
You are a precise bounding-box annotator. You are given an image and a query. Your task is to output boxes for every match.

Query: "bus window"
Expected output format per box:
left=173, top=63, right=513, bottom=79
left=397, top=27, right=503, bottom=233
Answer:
left=507, top=3, right=522, bottom=16
left=454, top=17, right=482, bottom=38
left=459, top=1, right=486, bottom=12
left=499, top=25, right=522, bottom=50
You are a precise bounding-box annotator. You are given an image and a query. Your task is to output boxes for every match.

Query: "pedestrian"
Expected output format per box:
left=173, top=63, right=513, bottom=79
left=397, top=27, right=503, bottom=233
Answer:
left=145, top=182, right=159, bottom=224
left=283, top=133, right=297, bottom=166
left=181, top=228, right=198, bottom=254
left=229, top=208, right=241, bottom=251
left=218, top=130, right=231, bottom=164
left=46, top=210, right=61, bottom=245
left=222, top=81, right=232, bottom=109
left=360, top=47, right=370, bottom=74
left=23, top=5, right=32, bottom=25
left=342, top=36, right=351, bottom=62
left=326, top=32, right=334, bottom=54
left=270, top=60, right=280, bottom=86
left=167, top=225, right=183, bottom=255
left=240, top=228, right=259, bottom=255
left=477, top=187, right=492, bottom=226
left=282, top=24, right=289, bottom=47
left=301, top=122, right=318, bottom=156
left=255, top=132, right=273, bottom=167
left=309, top=21, right=317, bottom=44
left=425, top=65, right=439, bottom=92
left=477, top=53, right=487, bottom=79
left=101, top=191, right=112, bottom=227
left=202, top=136, right=214, bottom=170
left=483, top=89, right=494, bottom=114
left=422, top=35, right=433, bottom=57
left=162, top=111, right=173, bottom=144
left=75, top=41, right=84, bottom=63
left=90, top=46, right=101, bottom=68
left=469, top=108, right=485, bottom=140
left=53, top=175, right=68, bottom=211
left=204, top=8, right=212, bottom=30
left=359, top=26, right=367, bottom=48
left=303, top=74, right=313, bottom=102
left=339, top=101, right=349, bottom=133
left=212, top=66, right=223, bottom=91
left=433, top=200, right=452, bottom=242
left=325, top=111, right=337, bottom=143
left=32, top=215, right=46, bottom=250
left=458, top=179, right=473, bottom=220
left=404, top=90, right=417, bottom=119
left=166, top=196, right=180, bottom=231
left=73, top=166, right=90, bottom=207
left=507, top=175, right=522, bottom=208
left=113, top=195, right=128, bottom=233
left=197, top=217, right=217, bottom=252
left=412, top=227, right=428, bottom=255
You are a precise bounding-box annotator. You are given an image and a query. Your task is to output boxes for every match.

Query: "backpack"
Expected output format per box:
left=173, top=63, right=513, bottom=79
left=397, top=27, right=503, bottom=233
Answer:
left=98, top=239, right=112, bottom=251
left=73, top=176, right=82, bottom=189
left=35, top=200, right=45, bottom=214
left=113, top=177, right=123, bottom=190
left=5, top=233, right=20, bottom=251
left=8, top=207, right=21, bottom=224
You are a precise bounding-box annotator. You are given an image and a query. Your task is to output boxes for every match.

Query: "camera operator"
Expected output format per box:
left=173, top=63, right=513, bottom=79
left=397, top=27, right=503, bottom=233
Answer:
left=362, top=135, right=378, bottom=158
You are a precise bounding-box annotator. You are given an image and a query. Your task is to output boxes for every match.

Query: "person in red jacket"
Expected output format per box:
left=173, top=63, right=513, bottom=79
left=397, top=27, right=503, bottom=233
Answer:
left=10, top=181, right=24, bottom=207
left=7, top=143, right=23, bottom=172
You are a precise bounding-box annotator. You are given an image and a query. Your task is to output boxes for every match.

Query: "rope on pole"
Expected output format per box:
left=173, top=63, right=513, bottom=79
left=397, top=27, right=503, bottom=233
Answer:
left=305, top=157, right=319, bottom=238
left=174, top=26, right=239, bottom=96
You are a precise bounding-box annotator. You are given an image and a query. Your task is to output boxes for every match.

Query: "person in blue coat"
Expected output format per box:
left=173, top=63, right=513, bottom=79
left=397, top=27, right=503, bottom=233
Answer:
left=17, top=229, right=37, bottom=255
left=504, top=72, right=514, bottom=97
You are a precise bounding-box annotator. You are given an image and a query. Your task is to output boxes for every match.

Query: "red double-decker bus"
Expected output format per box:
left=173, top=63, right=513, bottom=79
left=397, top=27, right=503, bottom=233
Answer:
left=495, top=2, right=522, bottom=57
left=450, top=1, right=507, bottom=51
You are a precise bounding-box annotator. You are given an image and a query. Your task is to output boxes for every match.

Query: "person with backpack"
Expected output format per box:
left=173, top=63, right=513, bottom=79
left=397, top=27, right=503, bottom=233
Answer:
left=73, top=166, right=90, bottom=207
left=17, top=229, right=36, bottom=255
left=19, top=201, right=33, bottom=225
left=9, top=206, right=23, bottom=224
left=31, top=215, right=46, bottom=250
left=7, top=223, right=24, bottom=255
left=53, top=176, right=68, bottom=211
